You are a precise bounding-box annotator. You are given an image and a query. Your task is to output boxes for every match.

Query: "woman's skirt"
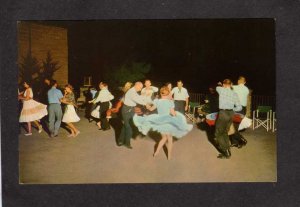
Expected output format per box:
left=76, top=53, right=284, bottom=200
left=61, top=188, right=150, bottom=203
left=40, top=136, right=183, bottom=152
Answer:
left=62, top=105, right=80, bottom=123
left=19, top=99, right=48, bottom=123
left=133, top=112, right=193, bottom=138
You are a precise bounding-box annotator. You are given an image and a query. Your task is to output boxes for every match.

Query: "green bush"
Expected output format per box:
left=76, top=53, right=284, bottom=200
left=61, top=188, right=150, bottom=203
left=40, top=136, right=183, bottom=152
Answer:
left=104, top=62, right=151, bottom=88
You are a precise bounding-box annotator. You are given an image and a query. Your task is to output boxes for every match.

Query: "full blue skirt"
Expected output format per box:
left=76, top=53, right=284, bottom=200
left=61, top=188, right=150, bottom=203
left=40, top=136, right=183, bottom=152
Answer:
left=133, top=112, right=193, bottom=138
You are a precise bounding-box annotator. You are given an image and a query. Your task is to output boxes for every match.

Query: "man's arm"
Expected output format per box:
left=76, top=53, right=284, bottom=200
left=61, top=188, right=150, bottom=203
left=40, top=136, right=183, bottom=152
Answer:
left=152, top=86, right=159, bottom=92
left=233, top=93, right=242, bottom=112
left=185, top=89, right=189, bottom=111
left=216, top=86, right=222, bottom=94
left=132, top=92, right=147, bottom=106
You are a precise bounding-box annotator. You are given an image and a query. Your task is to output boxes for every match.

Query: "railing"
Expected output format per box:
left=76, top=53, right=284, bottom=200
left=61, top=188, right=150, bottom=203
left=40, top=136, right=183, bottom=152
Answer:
left=189, top=92, right=276, bottom=112
left=251, top=95, right=276, bottom=111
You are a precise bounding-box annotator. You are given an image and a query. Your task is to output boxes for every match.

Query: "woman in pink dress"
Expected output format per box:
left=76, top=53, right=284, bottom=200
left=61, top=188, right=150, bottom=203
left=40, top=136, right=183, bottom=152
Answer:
left=19, top=81, right=48, bottom=136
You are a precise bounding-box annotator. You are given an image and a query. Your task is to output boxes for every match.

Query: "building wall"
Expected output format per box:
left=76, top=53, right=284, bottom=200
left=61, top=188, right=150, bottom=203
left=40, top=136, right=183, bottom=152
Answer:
left=17, top=22, right=68, bottom=86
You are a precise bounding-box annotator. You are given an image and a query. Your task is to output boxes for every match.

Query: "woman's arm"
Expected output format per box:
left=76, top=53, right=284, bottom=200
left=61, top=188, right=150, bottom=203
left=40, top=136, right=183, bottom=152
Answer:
left=19, top=89, right=31, bottom=100
left=170, top=108, right=176, bottom=116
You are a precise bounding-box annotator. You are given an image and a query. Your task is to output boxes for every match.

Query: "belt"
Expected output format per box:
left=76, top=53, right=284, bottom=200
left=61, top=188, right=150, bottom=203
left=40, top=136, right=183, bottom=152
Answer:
left=124, top=104, right=135, bottom=108
left=220, top=109, right=233, bottom=111
left=49, top=103, right=60, bottom=105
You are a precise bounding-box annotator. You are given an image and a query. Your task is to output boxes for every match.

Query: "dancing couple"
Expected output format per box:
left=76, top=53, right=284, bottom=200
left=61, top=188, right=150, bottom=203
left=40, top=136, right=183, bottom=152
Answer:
left=19, top=80, right=80, bottom=138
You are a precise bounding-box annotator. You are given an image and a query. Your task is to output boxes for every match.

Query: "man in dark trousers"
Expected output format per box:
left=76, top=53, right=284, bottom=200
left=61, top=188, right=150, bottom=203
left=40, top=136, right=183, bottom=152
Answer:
left=215, top=79, right=242, bottom=159
left=171, top=80, right=189, bottom=115
left=118, top=82, right=147, bottom=149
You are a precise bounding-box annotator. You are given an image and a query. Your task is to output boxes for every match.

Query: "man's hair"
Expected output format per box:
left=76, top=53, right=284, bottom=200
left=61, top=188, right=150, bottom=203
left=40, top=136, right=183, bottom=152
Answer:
left=223, top=79, right=232, bottom=85
left=177, top=80, right=183, bottom=84
left=238, top=76, right=246, bottom=82
left=50, top=80, right=57, bottom=87
left=101, top=82, right=108, bottom=87
left=135, top=81, right=143, bottom=86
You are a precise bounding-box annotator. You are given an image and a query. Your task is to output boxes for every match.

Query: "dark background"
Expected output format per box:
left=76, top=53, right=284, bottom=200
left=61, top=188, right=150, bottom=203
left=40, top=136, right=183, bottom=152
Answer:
left=2, top=0, right=300, bottom=207
left=41, top=19, right=275, bottom=95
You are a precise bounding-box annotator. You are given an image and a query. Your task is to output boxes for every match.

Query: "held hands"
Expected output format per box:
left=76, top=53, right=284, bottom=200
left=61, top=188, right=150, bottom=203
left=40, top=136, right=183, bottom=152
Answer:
left=145, top=104, right=152, bottom=110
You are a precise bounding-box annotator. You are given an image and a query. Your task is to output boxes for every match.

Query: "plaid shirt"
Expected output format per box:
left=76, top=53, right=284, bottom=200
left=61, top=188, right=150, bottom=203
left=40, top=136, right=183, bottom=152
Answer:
left=216, top=86, right=242, bottom=112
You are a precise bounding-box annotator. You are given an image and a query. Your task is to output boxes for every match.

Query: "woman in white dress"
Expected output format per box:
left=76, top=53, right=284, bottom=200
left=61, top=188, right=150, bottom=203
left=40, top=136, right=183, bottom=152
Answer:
left=61, top=84, right=80, bottom=137
left=19, top=81, right=48, bottom=136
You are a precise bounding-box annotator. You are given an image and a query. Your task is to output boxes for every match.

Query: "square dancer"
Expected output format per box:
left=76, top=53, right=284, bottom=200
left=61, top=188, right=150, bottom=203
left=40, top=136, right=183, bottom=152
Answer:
left=47, top=80, right=64, bottom=137
left=118, top=82, right=148, bottom=149
left=215, top=79, right=242, bottom=159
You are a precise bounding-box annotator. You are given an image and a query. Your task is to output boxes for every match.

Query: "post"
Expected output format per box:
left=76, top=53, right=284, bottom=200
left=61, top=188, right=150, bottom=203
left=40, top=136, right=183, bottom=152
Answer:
left=246, top=89, right=253, bottom=118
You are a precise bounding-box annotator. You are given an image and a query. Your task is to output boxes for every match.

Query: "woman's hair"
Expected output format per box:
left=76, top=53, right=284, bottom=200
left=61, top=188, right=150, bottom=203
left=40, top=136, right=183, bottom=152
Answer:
left=65, top=84, right=74, bottom=91
left=23, top=80, right=32, bottom=87
left=160, top=86, right=170, bottom=96
left=122, top=82, right=133, bottom=93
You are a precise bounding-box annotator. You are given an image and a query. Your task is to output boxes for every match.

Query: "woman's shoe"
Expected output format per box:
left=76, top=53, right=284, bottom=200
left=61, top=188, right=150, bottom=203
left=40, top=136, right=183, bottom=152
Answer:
left=24, top=133, right=32, bottom=136
left=74, top=131, right=80, bottom=137
left=68, top=134, right=74, bottom=137
left=38, top=126, right=42, bottom=133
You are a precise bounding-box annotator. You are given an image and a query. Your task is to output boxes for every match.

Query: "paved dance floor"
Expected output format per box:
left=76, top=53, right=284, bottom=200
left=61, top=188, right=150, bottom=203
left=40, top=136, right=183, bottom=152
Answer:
left=19, top=112, right=276, bottom=184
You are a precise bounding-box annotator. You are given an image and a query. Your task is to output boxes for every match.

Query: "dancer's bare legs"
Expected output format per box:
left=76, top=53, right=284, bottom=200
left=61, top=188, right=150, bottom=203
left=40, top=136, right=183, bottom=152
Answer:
left=66, top=122, right=79, bottom=137
left=154, top=133, right=168, bottom=157
left=96, top=121, right=101, bottom=129
left=33, top=120, right=42, bottom=132
left=166, top=134, right=173, bottom=160
left=26, top=122, right=32, bottom=134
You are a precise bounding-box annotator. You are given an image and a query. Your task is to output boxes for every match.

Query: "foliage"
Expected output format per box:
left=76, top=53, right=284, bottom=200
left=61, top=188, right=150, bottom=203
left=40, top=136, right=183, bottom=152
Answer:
left=41, top=51, right=61, bottom=80
left=19, top=52, right=41, bottom=83
left=104, top=62, right=151, bottom=88
left=18, top=51, right=60, bottom=94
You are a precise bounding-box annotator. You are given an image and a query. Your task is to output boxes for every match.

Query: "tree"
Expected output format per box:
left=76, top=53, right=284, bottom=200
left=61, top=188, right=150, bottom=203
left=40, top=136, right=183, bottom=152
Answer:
left=19, top=51, right=41, bottom=83
left=41, top=51, right=61, bottom=80
left=104, top=62, right=151, bottom=88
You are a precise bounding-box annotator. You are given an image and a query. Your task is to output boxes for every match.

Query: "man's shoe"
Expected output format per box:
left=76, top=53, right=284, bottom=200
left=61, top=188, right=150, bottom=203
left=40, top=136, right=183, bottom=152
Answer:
left=125, top=145, right=133, bottom=149
left=230, top=143, right=239, bottom=148
left=217, top=149, right=231, bottom=159
left=117, top=142, right=123, bottom=146
left=217, top=153, right=230, bottom=159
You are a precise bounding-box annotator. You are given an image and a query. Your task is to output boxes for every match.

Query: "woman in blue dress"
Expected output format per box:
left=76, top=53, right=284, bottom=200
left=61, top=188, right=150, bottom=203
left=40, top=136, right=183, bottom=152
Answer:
left=133, top=86, right=193, bottom=160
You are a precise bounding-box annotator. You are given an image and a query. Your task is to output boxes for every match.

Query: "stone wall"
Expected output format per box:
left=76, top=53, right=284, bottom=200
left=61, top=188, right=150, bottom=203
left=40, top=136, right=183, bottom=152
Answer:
left=17, top=22, right=68, bottom=86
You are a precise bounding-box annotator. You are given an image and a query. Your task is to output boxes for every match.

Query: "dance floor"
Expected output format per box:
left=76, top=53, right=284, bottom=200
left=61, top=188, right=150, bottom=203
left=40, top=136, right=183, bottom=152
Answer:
left=19, top=112, right=276, bottom=183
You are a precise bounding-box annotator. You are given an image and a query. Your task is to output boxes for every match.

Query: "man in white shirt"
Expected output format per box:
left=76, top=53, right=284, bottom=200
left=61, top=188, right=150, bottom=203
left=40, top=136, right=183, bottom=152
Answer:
left=90, top=82, right=114, bottom=130
left=118, top=82, right=148, bottom=149
left=141, top=79, right=159, bottom=104
left=232, top=76, right=249, bottom=115
left=171, top=80, right=189, bottom=115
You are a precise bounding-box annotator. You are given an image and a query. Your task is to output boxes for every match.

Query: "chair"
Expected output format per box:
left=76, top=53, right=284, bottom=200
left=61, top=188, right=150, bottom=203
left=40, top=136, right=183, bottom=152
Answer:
left=252, top=106, right=272, bottom=131
left=272, top=111, right=277, bottom=132
left=185, top=102, right=201, bottom=123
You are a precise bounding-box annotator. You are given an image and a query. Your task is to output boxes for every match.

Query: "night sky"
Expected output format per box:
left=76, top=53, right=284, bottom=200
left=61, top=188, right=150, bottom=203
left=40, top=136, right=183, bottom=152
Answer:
left=43, top=19, right=275, bottom=95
